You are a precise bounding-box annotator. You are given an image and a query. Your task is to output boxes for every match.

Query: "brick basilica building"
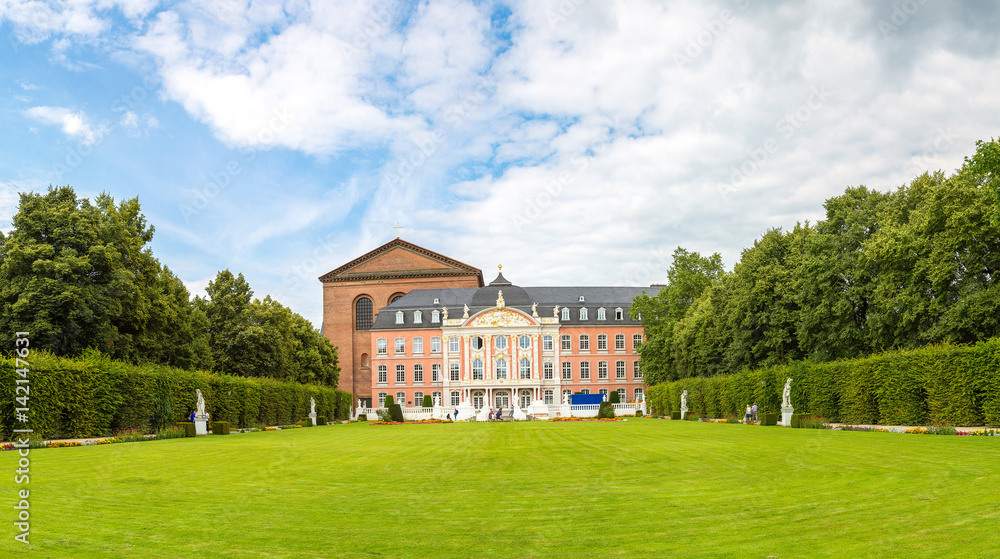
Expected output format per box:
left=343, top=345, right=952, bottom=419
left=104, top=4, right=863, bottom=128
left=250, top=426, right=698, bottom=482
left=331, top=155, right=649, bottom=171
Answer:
left=320, top=238, right=656, bottom=409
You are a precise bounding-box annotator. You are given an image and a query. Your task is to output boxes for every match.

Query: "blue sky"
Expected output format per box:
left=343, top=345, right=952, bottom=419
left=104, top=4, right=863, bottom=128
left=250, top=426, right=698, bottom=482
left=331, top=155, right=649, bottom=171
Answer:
left=2, top=0, right=999, bottom=328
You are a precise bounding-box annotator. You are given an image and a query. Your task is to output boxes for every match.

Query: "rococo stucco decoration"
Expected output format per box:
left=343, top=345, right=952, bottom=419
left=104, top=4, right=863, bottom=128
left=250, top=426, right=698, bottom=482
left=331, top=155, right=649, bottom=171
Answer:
left=466, top=309, right=535, bottom=328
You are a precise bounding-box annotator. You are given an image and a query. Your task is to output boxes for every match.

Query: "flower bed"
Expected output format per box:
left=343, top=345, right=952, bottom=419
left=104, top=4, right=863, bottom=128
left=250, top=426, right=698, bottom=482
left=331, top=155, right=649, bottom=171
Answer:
left=549, top=417, right=624, bottom=422
left=370, top=419, right=449, bottom=425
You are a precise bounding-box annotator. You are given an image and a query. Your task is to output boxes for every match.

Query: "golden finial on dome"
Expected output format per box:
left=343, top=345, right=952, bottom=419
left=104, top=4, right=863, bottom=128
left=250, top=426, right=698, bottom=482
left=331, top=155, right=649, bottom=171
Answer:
left=498, top=264, right=502, bottom=273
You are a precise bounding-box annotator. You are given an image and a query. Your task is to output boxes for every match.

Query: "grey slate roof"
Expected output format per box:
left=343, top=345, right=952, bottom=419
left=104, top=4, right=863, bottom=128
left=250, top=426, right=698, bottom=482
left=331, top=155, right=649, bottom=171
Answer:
left=371, top=284, right=662, bottom=330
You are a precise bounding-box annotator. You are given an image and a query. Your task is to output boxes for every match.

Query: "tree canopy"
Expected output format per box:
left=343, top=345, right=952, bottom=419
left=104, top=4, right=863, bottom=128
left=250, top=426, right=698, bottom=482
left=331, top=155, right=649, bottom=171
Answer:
left=637, top=140, right=1000, bottom=384
left=0, top=186, right=338, bottom=387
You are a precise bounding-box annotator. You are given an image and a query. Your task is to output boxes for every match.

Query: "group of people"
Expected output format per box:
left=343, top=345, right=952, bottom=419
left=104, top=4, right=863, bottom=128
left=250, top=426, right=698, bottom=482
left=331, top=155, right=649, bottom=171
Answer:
left=488, top=407, right=507, bottom=421
left=743, top=403, right=758, bottom=422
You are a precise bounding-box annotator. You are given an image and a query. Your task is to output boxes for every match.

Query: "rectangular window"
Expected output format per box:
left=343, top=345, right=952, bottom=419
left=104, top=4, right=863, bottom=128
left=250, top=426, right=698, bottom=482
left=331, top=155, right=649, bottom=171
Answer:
left=633, top=334, right=643, bottom=352
left=451, top=391, right=461, bottom=406
left=431, top=336, right=442, bottom=353
left=598, top=308, right=606, bottom=320
left=378, top=392, right=387, bottom=407
left=597, top=334, right=607, bottom=351
left=395, top=311, right=404, bottom=324
left=394, top=337, right=405, bottom=355
left=450, top=363, right=460, bottom=381
left=580, top=388, right=590, bottom=395
left=580, top=361, right=590, bottom=380
left=544, top=389, right=554, bottom=405
left=615, top=308, right=624, bottom=320
left=561, top=335, right=571, bottom=350
left=598, top=361, right=608, bottom=380
left=396, top=364, right=405, bottom=384
left=615, top=334, right=625, bottom=351
left=599, top=388, right=608, bottom=396
left=377, top=365, right=387, bottom=384
left=616, top=360, right=626, bottom=379
left=617, top=388, right=627, bottom=402
left=449, top=337, right=460, bottom=352
left=634, top=387, right=644, bottom=401
left=561, top=308, right=570, bottom=321
left=396, top=391, right=406, bottom=406
left=414, top=391, right=424, bottom=406
left=377, top=338, right=387, bottom=355
left=543, top=335, right=553, bottom=351
left=413, top=310, right=422, bottom=324
left=432, top=363, right=440, bottom=382
left=562, top=362, right=572, bottom=380
left=633, top=360, right=643, bottom=379
left=579, top=335, right=589, bottom=351
left=413, top=337, right=423, bottom=354
left=543, top=362, right=553, bottom=380
left=414, top=364, right=424, bottom=383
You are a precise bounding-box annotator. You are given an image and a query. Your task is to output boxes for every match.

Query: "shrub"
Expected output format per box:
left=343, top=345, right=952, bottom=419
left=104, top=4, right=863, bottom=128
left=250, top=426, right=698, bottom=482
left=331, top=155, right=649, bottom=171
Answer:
left=388, top=403, right=404, bottom=422
left=296, top=419, right=312, bottom=428
left=684, top=412, right=698, bottom=421
left=797, top=415, right=828, bottom=429
left=635, top=410, right=643, bottom=417
left=423, top=395, right=433, bottom=408
left=316, top=416, right=327, bottom=426
left=671, top=411, right=681, bottom=420
left=926, top=421, right=958, bottom=435
left=177, top=422, right=196, bottom=437
left=357, top=414, right=368, bottom=421
left=383, top=395, right=394, bottom=407
left=725, top=415, right=739, bottom=424
left=790, top=414, right=803, bottom=428
left=761, top=413, right=778, bottom=426
left=157, top=425, right=188, bottom=439
left=608, top=391, right=621, bottom=404
left=211, top=421, right=230, bottom=435
left=597, top=402, right=616, bottom=419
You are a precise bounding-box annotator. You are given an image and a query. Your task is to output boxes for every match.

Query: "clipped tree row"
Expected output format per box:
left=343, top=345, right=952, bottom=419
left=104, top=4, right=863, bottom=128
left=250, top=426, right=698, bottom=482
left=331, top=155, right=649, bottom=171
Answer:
left=646, top=337, right=1000, bottom=426
left=0, top=350, right=352, bottom=440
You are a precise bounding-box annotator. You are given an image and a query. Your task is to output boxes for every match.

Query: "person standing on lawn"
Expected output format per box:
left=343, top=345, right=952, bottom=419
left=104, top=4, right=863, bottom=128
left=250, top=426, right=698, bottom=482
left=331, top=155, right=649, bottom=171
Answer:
left=751, top=403, right=758, bottom=422
left=745, top=405, right=752, bottom=422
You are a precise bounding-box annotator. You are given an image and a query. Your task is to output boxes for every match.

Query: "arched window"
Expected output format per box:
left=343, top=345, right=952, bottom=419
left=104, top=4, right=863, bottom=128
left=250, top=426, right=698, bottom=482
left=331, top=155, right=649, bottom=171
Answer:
left=561, top=307, right=570, bottom=321
left=597, top=307, right=606, bottom=320
left=519, top=335, right=531, bottom=350
left=432, top=310, right=440, bottom=323
left=495, top=336, right=508, bottom=350
left=355, top=297, right=373, bottom=330
left=580, top=308, right=588, bottom=320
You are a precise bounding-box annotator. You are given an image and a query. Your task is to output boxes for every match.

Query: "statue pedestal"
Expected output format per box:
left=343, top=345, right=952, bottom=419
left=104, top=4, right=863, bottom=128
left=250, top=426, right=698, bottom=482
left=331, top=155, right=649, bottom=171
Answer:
left=559, top=404, right=571, bottom=418
left=194, top=415, right=208, bottom=436
left=477, top=408, right=490, bottom=422
left=456, top=402, right=474, bottom=421
left=639, top=399, right=647, bottom=416
left=679, top=407, right=688, bottom=420
left=781, top=407, right=794, bottom=427
left=309, top=413, right=317, bottom=426
left=529, top=400, right=548, bottom=419
left=513, top=404, right=527, bottom=421
left=432, top=403, right=443, bottom=420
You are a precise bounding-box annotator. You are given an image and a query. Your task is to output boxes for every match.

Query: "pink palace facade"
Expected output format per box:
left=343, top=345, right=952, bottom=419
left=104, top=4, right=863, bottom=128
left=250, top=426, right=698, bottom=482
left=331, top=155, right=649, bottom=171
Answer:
left=368, top=270, right=659, bottom=412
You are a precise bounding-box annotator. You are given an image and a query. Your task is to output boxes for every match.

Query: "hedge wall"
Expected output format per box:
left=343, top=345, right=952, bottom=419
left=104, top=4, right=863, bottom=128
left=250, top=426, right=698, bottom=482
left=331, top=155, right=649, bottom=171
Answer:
left=0, top=350, right=352, bottom=440
left=646, top=338, right=1000, bottom=426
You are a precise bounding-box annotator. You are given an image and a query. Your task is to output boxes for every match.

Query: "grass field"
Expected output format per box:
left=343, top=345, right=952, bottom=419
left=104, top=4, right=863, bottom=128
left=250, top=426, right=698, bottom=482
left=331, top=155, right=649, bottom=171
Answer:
left=2, top=419, right=998, bottom=558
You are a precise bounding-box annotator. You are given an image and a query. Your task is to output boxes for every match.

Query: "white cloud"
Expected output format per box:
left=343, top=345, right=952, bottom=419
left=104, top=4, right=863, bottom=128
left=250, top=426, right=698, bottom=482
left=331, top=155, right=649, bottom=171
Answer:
left=23, top=105, right=110, bottom=145
left=0, top=182, right=20, bottom=234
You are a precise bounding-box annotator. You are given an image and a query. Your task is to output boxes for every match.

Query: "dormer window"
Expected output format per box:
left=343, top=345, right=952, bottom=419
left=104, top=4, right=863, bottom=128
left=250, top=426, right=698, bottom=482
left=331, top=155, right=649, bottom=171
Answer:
left=433, top=297, right=440, bottom=304
left=395, top=311, right=404, bottom=324
left=431, top=310, right=440, bottom=323
left=580, top=308, right=588, bottom=320
left=615, top=307, right=624, bottom=320
left=561, top=308, right=570, bottom=321
left=579, top=295, right=585, bottom=302
left=414, top=310, right=422, bottom=324
left=597, top=308, right=606, bottom=321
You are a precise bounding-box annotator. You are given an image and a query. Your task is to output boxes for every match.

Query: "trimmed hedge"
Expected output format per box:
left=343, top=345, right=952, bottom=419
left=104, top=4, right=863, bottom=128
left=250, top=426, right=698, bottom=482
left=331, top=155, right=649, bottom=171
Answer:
left=388, top=404, right=404, bottom=422
left=597, top=401, right=615, bottom=419
left=646, top=338, right=1000, bottom=426
left=316, top=416, right=327, bottom=426
left=422, top=395, right=433, bottom=408
left=211, top=421, right=230, bottom=435
left=357, top=414, right=367, bottom=421
left=761, top=413, right=777, bottom=426
left=177, top=422, right=196, bottom=437
left=0, top=350, right=352, bottom=440
left=671, top=411, right=681, bottom=420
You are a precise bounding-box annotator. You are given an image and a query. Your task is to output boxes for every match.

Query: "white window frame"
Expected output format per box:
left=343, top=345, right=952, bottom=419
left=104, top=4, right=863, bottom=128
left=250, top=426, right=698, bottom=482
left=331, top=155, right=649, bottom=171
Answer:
left=376, top=338, right=387, bottom=355
left=414, top=364, right=424, bottom=383
left=450, top=337, right=460, bottom=352
left=561, top=308, right=570, bottom=321
left=519, top=335, right=531, bottom=350
left=495, top=358, right=508, bottom=380
left=580, top=308, right=588, bottom=320
left=472, top=359, right=484, bottom=380
left=615, top=307, right=624, bottom=320
left=378, top=392, right=387, bottom=407
left=395, top=311, right=404, bottom=324
left=412, top=337, right=424, bottom=355
left=544, top=389, right=554, bottom=405
left=543, top=335, right=553, bottom=351
left=520, top=358, right=531, bottom=379
left=414, top=310, right=422, bottom=324
left=561, top=335, right=571, bottom=350
left=562, top=361, right=572, bottom=380
left=431, top=310, right=440, bottom=323
left=633, top=360, right=643, bottom=379
left=432, top=363, right=440, bottom=382
left=414, top=391, right=424, bottom=406
left=597, top=307, right=606, bottom=321
left=597, top=334, right=607, bottom=351
left=495, top=336, right=508, bottom=350
left=396, top=391, right=406, bottom=406
left=450, top=363, right=460, bottom=381
left=451, top=391, right=461, bottom=406
left=579, top=334, right=590, bottom=351
left=616, top=360, right=626, bottom=379
left=580, top=361, right=590, bottom=380
left=394, top=337, right=405, bottom=355
left=598, top=361, right=608, bottom=380
left=377, top=365, right=387, bottom=384
left=543, top=362, right=553, bottom=380
left=615, top=334, right=625, bottom=351
left=395, top=364, right=405, bottom=384
left=431, top=336, right=441, bottom=353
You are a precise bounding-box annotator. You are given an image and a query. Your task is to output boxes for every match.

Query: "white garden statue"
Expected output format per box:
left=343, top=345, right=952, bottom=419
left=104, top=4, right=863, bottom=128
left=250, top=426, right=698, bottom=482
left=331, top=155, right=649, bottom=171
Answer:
left=310, top=397, right=316, bottom=416
left=680, top=390, right=687, bottom=410
left=196, top=389, right=206, bottom=416
left=782, top=378, right=792, bottom=409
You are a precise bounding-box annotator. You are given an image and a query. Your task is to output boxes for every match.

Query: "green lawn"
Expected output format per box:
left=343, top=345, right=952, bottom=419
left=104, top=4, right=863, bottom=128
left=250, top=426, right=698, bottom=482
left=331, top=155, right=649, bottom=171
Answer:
left=2, top=419, right=998, bottom=558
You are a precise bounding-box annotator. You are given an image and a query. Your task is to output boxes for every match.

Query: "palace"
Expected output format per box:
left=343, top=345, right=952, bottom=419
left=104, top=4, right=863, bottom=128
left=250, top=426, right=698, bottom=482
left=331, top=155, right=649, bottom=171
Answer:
left=320, top=239, right=658, bottom=414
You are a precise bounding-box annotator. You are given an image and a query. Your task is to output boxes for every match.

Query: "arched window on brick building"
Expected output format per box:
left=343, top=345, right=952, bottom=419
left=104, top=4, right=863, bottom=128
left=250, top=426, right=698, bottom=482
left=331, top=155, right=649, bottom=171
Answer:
left=355, top=297, right=373, bottom=330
